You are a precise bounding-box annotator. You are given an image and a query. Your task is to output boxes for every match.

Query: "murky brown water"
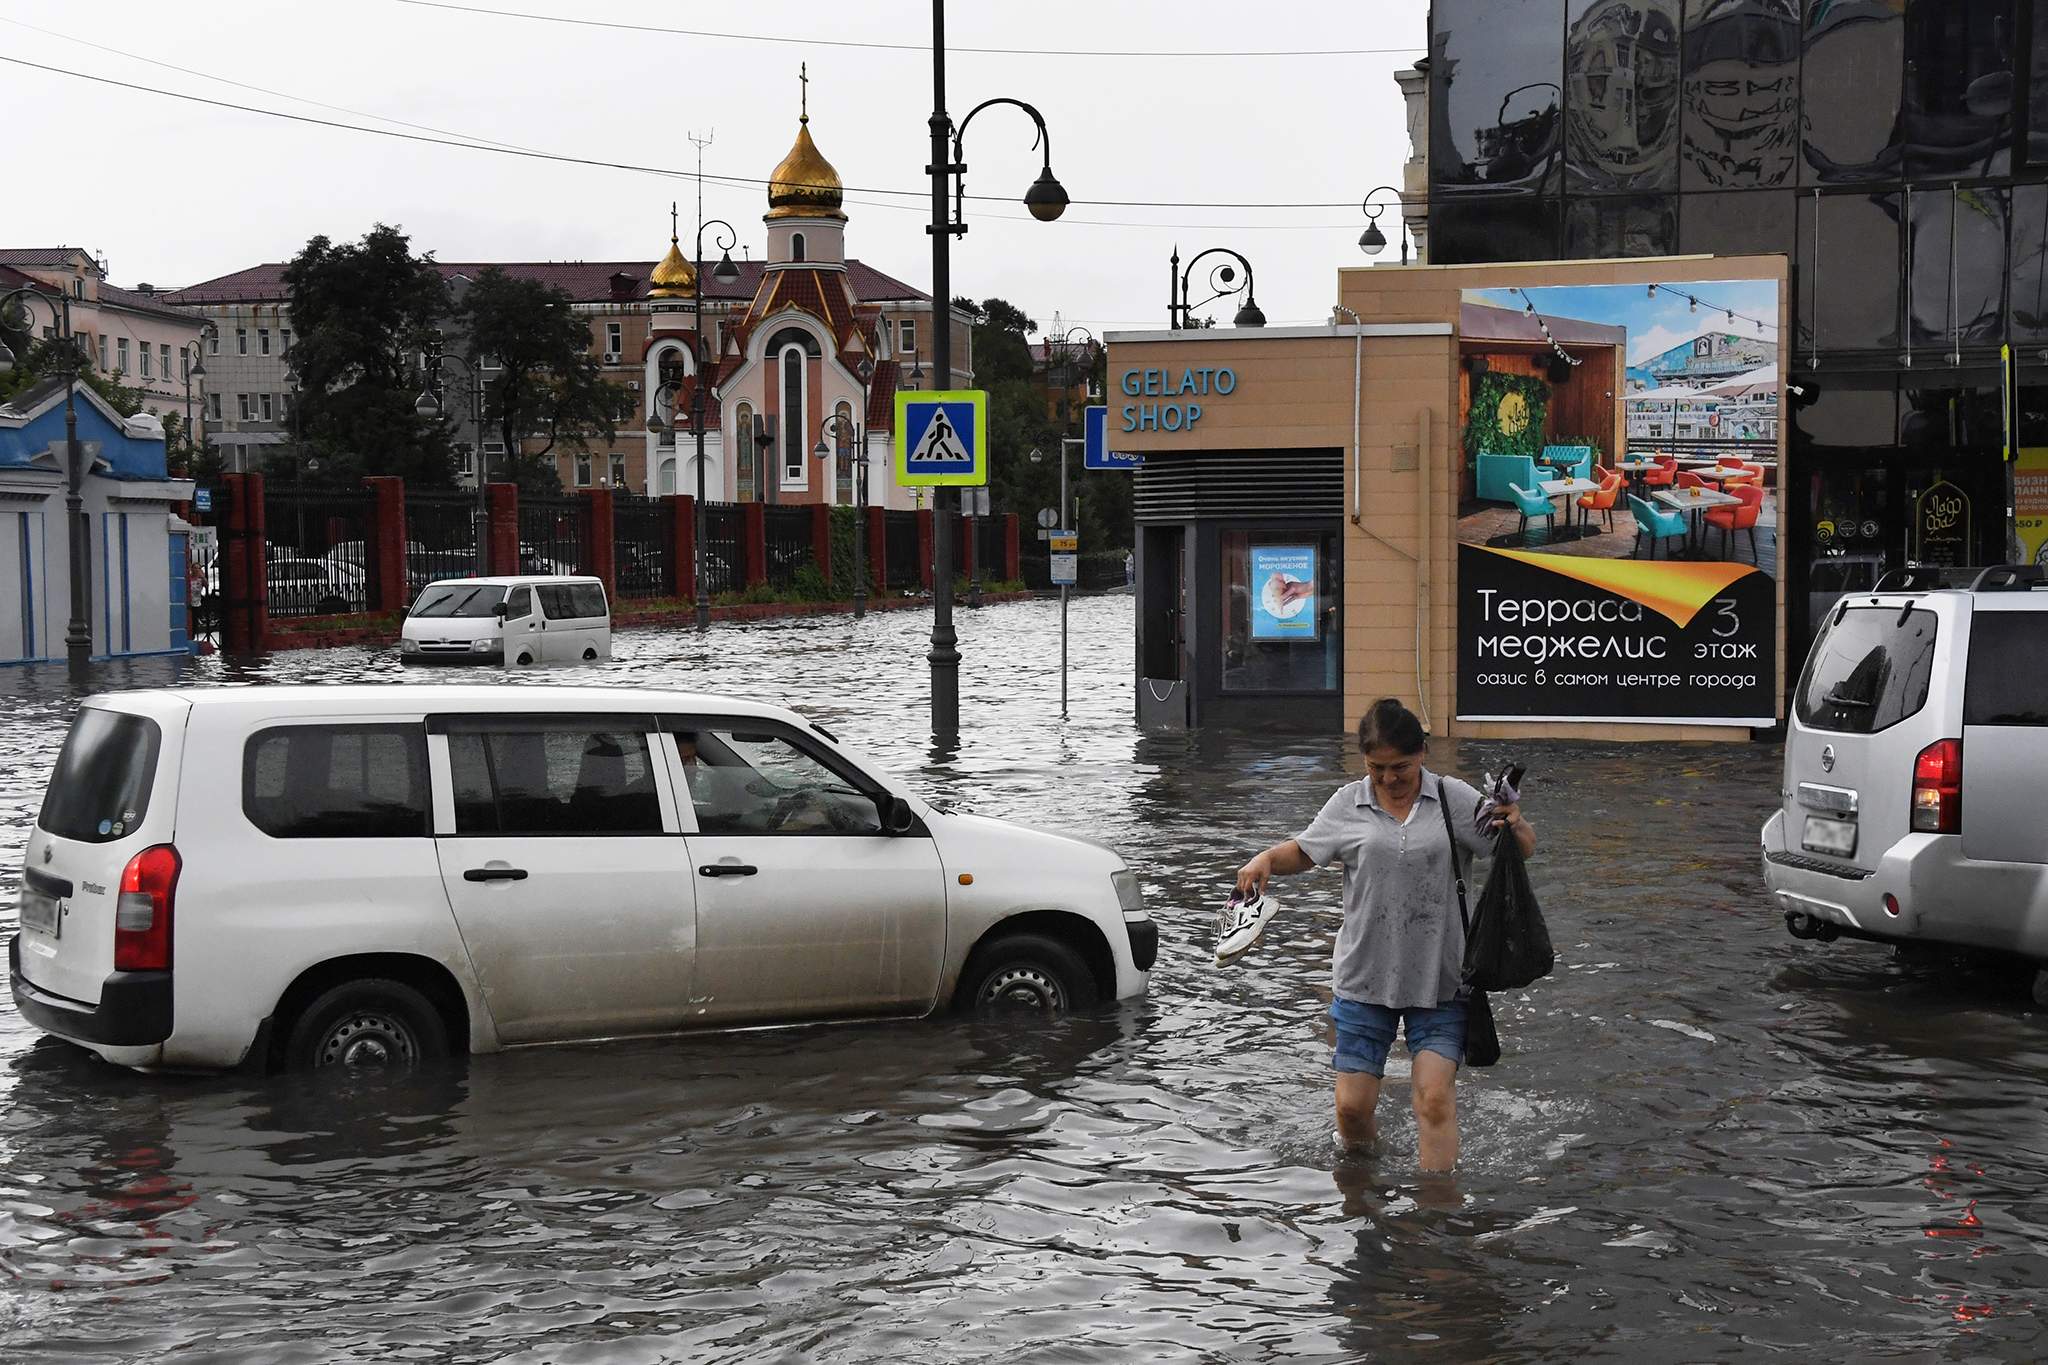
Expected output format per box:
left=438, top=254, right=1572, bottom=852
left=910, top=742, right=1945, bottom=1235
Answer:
left=2, top=597, right=2044, bottom=1362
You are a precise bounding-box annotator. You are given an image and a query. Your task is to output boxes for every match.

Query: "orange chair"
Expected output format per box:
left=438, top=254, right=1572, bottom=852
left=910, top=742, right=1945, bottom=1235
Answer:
left=1677, top=470, right=1706, bottom=491
left=1719, top=457, right=1762, bottom=491
left=1643, top=455, right=1677, bottom=489
left=1705, top=483, right=1764, bottom=561
left=1577, top=471, right=1624, bottom=531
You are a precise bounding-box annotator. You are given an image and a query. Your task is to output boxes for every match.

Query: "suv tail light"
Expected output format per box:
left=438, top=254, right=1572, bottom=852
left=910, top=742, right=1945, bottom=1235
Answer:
left=1910, top=739, right=1962, bottom=835
left=115, top=844, right=180, bottom=971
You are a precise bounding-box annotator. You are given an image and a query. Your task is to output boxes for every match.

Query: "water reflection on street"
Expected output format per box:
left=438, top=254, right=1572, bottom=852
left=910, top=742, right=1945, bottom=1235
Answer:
left=1, top=596, right=2043, bottom=1361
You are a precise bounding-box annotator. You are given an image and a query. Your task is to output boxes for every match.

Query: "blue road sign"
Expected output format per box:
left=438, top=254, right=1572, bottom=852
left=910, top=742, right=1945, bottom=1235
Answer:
left=894, top=390, right=987, bottom=486
left=1083, top=405, right=1141, bottom=470
left=194, top=488, right=213, bottom=513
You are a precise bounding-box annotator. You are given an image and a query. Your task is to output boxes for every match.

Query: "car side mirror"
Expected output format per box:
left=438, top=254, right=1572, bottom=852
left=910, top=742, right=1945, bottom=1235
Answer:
left=494, top=602, right=510, bottom=618
left=877, top=794, right=917, bottom=835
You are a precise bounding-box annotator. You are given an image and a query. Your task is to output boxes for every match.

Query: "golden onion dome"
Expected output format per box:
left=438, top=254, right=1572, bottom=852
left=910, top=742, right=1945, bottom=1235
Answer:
left=766, top=116, right=844, bottom=220
left=648, top=235, right=697, bottom=298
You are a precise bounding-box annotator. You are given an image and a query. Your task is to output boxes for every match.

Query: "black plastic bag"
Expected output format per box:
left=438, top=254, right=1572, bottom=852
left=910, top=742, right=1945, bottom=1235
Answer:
left=1463, top=990, right=1501, bottom=1068
left=1461, top=832, right=1554, bottom=992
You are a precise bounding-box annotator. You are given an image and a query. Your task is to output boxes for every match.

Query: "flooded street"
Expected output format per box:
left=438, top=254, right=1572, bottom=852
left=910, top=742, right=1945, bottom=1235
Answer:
left=2, top=596, right=2043, bottom=1362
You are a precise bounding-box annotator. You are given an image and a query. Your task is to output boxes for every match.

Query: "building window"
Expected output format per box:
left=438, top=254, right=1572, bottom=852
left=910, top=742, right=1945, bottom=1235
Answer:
left=575, top=453, right=592, bottom=486
left=834, top=400, right=855, bottom=504
left=605, top=322, right=622, bottom=359
left=116, top=337, right=129, bottom=373
left=280, top=391, right=293, bottom=420
left=280, top=328, right=292, bottom=355
left=71, top=277, right=83, bottom=298
left=206, top=392, right=222, bottom=420
left=1220, top=531, right=1341, bottom=693
left=260, top=393, right=275, bottom=421
left=98, top=335, right=108, bottom=368
left=238, top=394, right=252, bottom=421
left=791, top=232, right=807, bottom=262
left=180, top=350, right=189, bottom=384
left=610, top=452, right=627, bottom=487
left=735, top=402, right=757, bottom=501
left=258, top=328, right=270, bottom=355
left=899, top=319, right=917, bottom=356
left=237, top=328, right=248, bottom=355
left=208, top=328, right=220, bottom=355
left=161, top=344, right=172, bottom=381
left=140, top=346, right=152, bottom=379
left=780, top=345, right=806, bottom=487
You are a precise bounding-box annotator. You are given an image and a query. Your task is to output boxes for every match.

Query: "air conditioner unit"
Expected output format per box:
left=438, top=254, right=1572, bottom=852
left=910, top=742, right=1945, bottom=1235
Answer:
left=627, top=380, right=641, bottom=391
left=604, top=352, right=621, bottom=365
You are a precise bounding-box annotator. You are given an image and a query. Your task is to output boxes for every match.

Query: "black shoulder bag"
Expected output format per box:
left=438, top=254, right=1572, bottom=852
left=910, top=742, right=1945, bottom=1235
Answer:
left=1439, top=794, right=1501, bottom=1069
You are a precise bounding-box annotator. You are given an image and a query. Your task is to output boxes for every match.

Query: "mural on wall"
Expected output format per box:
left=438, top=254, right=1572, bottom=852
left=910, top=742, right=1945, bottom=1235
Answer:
left=1454, top=278, right=1781, bottom=725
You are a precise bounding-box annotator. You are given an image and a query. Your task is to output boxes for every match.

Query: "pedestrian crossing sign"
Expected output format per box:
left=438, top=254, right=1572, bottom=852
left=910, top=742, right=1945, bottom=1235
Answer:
left=894, top=390, right=987, bottom=486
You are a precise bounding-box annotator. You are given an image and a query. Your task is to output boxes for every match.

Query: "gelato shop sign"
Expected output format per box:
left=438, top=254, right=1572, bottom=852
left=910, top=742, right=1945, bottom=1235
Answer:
left=1119, top=366, right=1237, bottom=432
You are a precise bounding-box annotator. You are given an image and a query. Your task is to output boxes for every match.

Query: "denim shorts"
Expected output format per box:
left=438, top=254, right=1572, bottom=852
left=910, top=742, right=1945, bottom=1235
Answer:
left=1328, top=997, right=1469, bottom=1076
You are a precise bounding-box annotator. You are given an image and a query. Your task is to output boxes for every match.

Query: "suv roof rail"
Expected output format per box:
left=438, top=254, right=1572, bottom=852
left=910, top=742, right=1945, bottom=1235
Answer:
left=1872, top=565, right=1973, bottom=592
left=1967, top=564, right=2044, bottom=592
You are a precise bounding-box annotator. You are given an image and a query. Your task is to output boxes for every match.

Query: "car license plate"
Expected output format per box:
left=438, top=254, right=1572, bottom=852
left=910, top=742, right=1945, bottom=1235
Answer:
left=19, top=890, right=60, bottom=938
left=1802, top=815, right=1858, bottom=858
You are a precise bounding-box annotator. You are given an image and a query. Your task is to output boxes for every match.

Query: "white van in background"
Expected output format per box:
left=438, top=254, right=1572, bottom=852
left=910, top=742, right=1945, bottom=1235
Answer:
left=400, top=576, right=611, bottom=665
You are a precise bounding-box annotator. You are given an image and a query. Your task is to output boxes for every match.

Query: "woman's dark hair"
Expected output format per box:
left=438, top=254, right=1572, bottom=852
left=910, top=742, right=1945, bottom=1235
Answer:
left=1358, top=697, right=1426, bottom=755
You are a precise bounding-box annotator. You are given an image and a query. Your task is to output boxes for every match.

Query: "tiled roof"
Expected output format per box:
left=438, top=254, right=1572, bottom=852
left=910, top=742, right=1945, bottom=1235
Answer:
left=866, top=359, right=900, bottom=433
left=96, top=282, right=204, bottom=323
left=163, top=258, right=929, bottom=307
left=0, top=248, right=90, bottom=266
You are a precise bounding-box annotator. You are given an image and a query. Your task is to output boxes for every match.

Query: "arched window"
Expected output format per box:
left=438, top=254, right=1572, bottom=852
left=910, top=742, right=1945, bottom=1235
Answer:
left=790, top=232, right=806, bottom=262
left=833, top=400, right=855, bottom=504
left=734, top=402, right=756, bottom=501
left=780, top=346, right=807, bottom=489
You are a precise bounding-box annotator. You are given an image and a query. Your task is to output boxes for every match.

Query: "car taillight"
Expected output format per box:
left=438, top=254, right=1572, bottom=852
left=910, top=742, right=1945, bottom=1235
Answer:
left=1910, top=739, right=1962, bottom=835
left=114, top=844, right=180, bottom=971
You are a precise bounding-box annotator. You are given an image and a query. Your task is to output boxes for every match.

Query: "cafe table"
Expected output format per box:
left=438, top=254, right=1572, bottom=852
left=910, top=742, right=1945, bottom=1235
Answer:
left=1540, top=477, right=1601, bottom=536
left=1653, top=485, right=1742, bottom=558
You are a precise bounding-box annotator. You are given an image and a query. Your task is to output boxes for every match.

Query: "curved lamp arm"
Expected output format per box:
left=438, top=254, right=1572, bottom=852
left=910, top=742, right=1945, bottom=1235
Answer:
left=953, top=97, right=1067, bottom=224
left=1178, top=247, right=1264, bottom=326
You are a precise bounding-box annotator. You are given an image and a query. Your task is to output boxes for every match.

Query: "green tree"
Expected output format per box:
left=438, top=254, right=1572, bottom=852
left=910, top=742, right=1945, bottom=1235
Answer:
left=457, top=267, right=634, bottom=496
left=283, top=224, right=455, bottom=485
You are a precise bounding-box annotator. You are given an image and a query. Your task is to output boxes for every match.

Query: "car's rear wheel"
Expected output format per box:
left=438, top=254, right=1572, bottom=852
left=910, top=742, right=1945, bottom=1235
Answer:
left=960, top=934, right=1098, bottom=1013
left=286, top=978, right=449, bottom=1072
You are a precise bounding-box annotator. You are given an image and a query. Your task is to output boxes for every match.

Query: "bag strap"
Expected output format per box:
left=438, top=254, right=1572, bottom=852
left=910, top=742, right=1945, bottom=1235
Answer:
left=1438, top=781, right=1471, bottom=938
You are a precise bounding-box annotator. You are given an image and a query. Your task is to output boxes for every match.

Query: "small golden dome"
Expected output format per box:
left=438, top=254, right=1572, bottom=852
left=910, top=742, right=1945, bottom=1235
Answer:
left=766, top=118, right=844, bottom=220
left=648, top=236, right=697, bottom=298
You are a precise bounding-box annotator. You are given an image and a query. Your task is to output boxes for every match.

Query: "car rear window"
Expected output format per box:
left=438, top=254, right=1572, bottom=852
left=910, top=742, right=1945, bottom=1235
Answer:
left=1965, top=613, right=2048, bottom=726
left=39, top=709, right=162, bottom=843
left=1795, top=604, right=1939, bottom=734
left=243, top=724, right=430, bottom=838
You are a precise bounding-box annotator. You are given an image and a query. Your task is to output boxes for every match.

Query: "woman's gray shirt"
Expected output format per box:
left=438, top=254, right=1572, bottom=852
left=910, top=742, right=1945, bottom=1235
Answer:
left=1295, top=771, right=1493, bottom=1009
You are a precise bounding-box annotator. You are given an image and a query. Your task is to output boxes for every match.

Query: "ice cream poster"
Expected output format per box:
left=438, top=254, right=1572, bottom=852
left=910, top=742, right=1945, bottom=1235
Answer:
left=1250, top=545, right=1318, bottom=640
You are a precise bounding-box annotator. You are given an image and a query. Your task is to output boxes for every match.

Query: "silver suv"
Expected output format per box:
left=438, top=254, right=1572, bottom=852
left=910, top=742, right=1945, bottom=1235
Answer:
left=1763, top=565, right=2048, bottom=1002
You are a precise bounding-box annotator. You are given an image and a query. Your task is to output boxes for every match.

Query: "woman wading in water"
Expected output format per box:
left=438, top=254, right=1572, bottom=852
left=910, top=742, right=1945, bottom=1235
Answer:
left=1236, top=699, right=1535, bottom=1171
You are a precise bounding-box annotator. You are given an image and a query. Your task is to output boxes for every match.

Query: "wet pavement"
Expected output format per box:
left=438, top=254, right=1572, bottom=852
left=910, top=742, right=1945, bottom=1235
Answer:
left=1, top=596, right=2044, bottom=1362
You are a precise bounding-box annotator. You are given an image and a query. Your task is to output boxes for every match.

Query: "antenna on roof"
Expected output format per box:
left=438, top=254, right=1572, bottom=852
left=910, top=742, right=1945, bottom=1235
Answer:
left=687, top=129, right=714, bottom=248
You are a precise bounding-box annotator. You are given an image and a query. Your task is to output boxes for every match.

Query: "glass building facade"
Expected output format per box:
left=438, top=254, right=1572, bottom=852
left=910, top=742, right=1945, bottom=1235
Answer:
left=1428, top=0, right=2048, bottom=654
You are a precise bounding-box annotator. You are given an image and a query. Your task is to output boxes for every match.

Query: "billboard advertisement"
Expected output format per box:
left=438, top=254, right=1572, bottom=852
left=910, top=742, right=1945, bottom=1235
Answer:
left=1455, top=278, right=1779, bottom=726
left=1249, top=545, right=1319, bottom=641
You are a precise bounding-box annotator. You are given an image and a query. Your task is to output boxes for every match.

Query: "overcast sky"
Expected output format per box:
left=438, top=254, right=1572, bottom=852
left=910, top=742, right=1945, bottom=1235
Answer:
left=2, top=0, right=1426, bottom=336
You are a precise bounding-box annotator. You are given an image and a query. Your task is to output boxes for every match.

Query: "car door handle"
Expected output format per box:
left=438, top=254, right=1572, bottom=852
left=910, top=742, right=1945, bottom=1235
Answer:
left=698, top=863, right=758, bottom=878
left=463, top=866, right=529, bottom=882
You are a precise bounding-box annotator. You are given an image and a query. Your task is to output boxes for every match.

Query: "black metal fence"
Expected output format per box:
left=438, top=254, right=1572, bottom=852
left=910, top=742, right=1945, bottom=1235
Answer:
left=405, top=491, right=482, bottom=602
left=519, top=495, right=586, bottom=578
left=700, top=502, right=741, bottom=597
left=763, top=506, right=814, bottom=590
left=613, top=494, right=673, bottom=599
left=883, top=510, right=922, bottom=592
left=262, top=481, right=377, bottom=617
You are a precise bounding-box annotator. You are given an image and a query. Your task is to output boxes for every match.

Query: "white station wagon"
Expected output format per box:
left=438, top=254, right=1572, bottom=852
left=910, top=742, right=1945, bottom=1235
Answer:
left=10, top=686, right=1155, bottom=1073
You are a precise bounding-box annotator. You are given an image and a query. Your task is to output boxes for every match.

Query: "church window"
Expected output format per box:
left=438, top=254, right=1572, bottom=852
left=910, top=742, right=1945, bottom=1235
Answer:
left=780, top=346, right=807, bottom=488
left=791, top=232, right=807, bottom=262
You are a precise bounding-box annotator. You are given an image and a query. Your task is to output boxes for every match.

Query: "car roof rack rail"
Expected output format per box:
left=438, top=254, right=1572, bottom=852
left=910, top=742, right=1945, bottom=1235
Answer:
left=1967, top=564, right=2044, bottom=592
left=1872, top=565, right=1972, bottom=592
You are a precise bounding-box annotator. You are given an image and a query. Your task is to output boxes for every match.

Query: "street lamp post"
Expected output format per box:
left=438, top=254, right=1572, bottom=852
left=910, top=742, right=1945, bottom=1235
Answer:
left=1169, top=247, right=1267, bottom=330
left=413, top=337, right=489, bottom=574
left=180, top=321, right=217, bottom=472
left=0, top=284, right=94, bottom=678
left=1359, top=186, right=1413, bottom=264
left=810, top=355, right=877, bottom=618
left=927, top=0, right=1069, bottom=741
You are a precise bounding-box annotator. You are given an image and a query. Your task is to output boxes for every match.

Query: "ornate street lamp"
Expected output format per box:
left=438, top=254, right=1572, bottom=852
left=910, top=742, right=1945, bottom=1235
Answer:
left=927, top=0, right=1069, bottom=741
left=1169, top=246, right=1266, bottom=329
left=1359, top=185, right=1412, bottom=264
left=0, top=284, right=94, bottom=677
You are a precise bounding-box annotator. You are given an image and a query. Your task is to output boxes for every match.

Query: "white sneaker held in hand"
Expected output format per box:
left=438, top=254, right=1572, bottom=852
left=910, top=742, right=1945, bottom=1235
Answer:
left=1215, top=891, right=1281, bottom=966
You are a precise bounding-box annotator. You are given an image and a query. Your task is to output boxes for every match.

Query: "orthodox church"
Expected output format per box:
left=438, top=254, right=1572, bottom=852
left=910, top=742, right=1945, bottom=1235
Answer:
left=637, top=75, right=949, bottom=507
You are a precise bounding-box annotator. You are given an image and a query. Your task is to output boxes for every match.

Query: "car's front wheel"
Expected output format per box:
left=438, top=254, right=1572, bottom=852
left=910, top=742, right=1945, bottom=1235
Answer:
left=959, top=934, right=1098, bottom=1013
left=285, top=978, right=450, bottom=1072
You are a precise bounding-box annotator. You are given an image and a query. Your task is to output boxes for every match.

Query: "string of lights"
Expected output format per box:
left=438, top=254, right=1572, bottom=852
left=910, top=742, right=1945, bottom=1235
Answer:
left=1513, top=288, right=1584, bottom=369
left=1646, top=281, right=1779, bottom=336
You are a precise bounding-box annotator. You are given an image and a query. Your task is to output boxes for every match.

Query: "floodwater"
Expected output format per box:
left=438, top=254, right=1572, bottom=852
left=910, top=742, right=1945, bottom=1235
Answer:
left=1, top=597, right=2044, bottom=1362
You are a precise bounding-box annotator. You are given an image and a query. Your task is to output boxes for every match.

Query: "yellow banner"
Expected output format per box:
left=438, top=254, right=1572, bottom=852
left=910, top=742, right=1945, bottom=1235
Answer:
left=2018, top=447, right=2048, bottom=567
left=1480, top=547, right=1760, bottom=629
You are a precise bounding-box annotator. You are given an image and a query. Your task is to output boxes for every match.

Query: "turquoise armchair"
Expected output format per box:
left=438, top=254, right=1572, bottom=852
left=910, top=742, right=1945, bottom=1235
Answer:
left=1476, top=451, right=1539, bottom=503
left=1509, top=482, right=1556, bottom=541
left=1628, top=493, right=1689, bottom=559
left=1541, top=444, right=1595, bottom=481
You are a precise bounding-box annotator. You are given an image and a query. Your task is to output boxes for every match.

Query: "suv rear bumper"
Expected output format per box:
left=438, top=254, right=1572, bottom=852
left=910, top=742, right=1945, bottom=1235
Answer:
left=1761, top=812, right=2048, bottom=956
left=9, top=935, right=173, bottom=1048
